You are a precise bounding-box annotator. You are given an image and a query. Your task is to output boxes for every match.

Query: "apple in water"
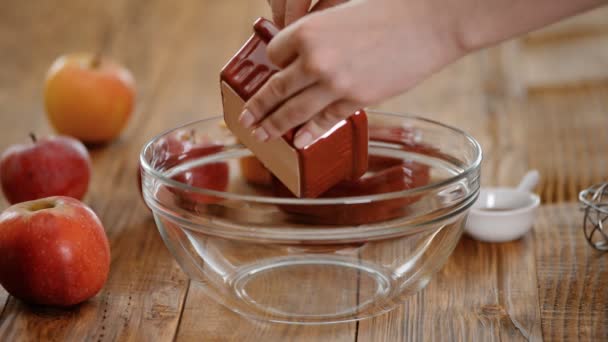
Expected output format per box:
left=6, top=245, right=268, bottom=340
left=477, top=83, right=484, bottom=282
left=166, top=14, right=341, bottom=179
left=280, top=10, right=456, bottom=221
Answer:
left=0, top=196, right=110, bottom=306
left=157, top=130, right=198, bottom=159
left=138, top=131, right=229, bottom=206
left=44, top=53, right=135, bottom=144
left=137, top=130, right=191, bottom=204
left=170, top=144, right=229, bottom=205
left=137, top=130, right=229, bottom=201
left=240, top=156, right=272, bottom=187
left=0, top=134, right=91, bottom=204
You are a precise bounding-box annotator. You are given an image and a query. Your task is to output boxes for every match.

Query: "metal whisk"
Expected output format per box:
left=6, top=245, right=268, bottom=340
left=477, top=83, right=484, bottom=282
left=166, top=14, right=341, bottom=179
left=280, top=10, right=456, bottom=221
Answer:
left=579, top=182, right=608, bottom=251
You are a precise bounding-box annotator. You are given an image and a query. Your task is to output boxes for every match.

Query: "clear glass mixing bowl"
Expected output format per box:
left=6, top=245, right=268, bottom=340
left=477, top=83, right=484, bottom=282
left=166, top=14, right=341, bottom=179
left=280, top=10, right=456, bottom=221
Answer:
left=140, top=111, right=481, bottom=324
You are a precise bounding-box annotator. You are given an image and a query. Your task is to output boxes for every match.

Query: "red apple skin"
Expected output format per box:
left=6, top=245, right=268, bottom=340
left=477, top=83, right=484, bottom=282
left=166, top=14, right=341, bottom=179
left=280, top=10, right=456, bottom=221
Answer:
left=0, top=196, right=110, bottom=306
left=139, top=131, right=229, bottom=206
left=157, top=130, right=198, bottom=158
left=172, top=162, right=229, bottom=205
left=138, top=130, right=189, bottom=204
left=0, top=135, right=91, bottom=204
left=153, top=129, right=210, bottom=169
left=44, top=53, right=135, bottom=144
left=138, top=132, right=222, bottom=204
left=169, top=144, right=229, bottom=205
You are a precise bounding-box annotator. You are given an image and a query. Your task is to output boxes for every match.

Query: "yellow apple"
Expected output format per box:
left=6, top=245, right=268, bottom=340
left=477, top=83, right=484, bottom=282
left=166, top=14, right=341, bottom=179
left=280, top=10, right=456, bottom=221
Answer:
left=44, top=53, right=135, bottom=144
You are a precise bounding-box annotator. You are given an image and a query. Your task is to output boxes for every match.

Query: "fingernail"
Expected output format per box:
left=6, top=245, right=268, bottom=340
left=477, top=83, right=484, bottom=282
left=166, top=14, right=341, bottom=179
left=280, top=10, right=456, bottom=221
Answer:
left=253, top=127, right=269, bottom=142
left=294, top=131, right=313, bottom=149
left=239, top=109, right=255, bottom=128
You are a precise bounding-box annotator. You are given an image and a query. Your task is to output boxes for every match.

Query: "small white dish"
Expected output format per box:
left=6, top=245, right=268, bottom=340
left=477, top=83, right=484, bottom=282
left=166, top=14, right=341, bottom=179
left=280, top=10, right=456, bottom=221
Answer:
left=465, top=170, right=541, bottom=242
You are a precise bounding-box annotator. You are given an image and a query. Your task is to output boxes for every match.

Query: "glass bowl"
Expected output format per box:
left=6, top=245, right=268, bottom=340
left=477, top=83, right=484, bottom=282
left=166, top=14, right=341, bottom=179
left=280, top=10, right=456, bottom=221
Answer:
left=140, top=111, right=481, bottom=324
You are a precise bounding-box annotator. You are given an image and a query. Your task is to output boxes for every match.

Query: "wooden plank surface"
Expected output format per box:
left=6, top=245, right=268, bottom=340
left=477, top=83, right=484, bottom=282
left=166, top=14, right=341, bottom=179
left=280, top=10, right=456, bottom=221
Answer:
left=535, top=204, right=608, bottom=341
left=0, top=0, right=204, bottom=340
left=0, top=1, right=607, bottom=341
left=496, top=85, right=608, bottom=204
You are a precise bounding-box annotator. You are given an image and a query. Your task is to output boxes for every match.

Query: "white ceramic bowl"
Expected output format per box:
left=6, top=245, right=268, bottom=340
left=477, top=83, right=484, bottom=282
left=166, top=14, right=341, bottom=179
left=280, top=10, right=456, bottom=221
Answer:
left=465, top=187, right=540, bottom=242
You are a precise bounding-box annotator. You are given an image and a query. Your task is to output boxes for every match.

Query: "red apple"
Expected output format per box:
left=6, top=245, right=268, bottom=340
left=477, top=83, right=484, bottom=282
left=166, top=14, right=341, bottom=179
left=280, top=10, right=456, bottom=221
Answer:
left=240, top=156, right=273, bottom=187
left=138, top=131, right=220, bottom=200
left=139, top=135, right=229, bottom=206
left=137, top=131, right=185, bottom=204
left=158, top=130, right=198, bottom=156
left=44, top=53, right=135, bottom=144
left=0, top=134, right=91, bottom=204
left=0, top=196, right=110, bottom=306
left=153, top=129, right=211, bottom=169
left=170, top=144, right=229, bottom=205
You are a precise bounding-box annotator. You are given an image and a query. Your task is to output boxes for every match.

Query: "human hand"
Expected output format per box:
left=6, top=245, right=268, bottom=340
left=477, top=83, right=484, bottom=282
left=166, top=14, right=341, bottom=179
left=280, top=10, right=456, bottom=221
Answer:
left=267, top=0, right=346, bottom=28
left=240, top=0, right=464, bottom=148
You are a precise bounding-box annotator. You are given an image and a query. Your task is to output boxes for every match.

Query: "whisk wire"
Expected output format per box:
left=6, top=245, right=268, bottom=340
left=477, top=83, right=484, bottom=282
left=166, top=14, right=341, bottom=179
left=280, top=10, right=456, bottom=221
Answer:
left=580, top=183, right=608, bottom=251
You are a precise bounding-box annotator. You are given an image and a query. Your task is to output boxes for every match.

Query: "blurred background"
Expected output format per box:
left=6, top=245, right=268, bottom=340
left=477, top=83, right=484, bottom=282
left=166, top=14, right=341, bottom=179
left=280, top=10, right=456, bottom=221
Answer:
left=1, top=0, right=607, bottom=205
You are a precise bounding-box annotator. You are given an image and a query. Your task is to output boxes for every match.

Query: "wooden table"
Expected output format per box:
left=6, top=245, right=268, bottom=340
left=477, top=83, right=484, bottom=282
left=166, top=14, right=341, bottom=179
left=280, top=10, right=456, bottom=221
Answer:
left=1, top=1, right=607, bottom=341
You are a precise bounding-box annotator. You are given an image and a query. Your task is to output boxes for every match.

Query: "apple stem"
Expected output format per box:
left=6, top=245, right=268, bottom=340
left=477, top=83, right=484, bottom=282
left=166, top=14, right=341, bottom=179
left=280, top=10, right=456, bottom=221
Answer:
left=90, top=54, right=102, bottom=69
left=29, top=133, right=37, bottom=143
left=90, top=28, right=112, bottom=69
left=190, top=129, right=196, bottom=143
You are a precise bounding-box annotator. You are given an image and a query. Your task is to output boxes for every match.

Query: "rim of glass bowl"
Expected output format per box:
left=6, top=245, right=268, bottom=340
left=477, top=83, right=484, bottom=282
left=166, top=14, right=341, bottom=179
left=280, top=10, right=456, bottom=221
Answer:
left=140, top=111, right=482, bottom=205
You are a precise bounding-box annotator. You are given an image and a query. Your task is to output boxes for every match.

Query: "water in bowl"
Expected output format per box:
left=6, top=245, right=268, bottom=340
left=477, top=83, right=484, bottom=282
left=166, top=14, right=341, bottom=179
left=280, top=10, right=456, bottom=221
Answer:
left=150, top=140, right=471, bottom=323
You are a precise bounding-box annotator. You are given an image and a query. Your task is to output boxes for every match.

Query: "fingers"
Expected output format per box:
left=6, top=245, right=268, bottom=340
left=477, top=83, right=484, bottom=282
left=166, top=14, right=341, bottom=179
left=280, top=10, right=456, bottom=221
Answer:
left=285, top=0, right=312, bottom=26
left=252, top=84, right=338, bottom=142
left=270, top=0, right=317, bottom=28
left=267, top=0, right=348, bottom=67
left=269, top=0, right=286, bottom=27
left=266, top=22, right=302, bottom=68
left=240, top=58, right=315, bottom=128
left=257, top=0, right=358, bottom=149
left=310, top=0, right=347, bottom=12
left=293, top=100, right=361, bottom=148
left=268, top=0, right=346, bottom=32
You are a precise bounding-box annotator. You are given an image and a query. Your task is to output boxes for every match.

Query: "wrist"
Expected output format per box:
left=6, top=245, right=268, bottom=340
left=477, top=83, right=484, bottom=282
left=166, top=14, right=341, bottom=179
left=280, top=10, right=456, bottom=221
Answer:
left=444, top=0, right=606, bottom=54
left=424, top=0, right=471, bottom=61
left=391, top=0, right=469, bottom=67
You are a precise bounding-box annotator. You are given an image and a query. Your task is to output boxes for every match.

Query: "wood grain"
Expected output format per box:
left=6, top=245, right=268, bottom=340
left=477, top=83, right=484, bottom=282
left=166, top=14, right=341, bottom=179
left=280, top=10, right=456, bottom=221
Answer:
left=176, top=282, right=356, bottom=342
left=0, top=1, right=607, bottom=341
left=535, top=204, right=608, bottom=341
left=0, top=0, right=205, bottom=340
left=357, top=236, right=543, bottom=342
left=361, top=47, right=541, bottom=342
left=497, top=84, right=608, bottom=204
